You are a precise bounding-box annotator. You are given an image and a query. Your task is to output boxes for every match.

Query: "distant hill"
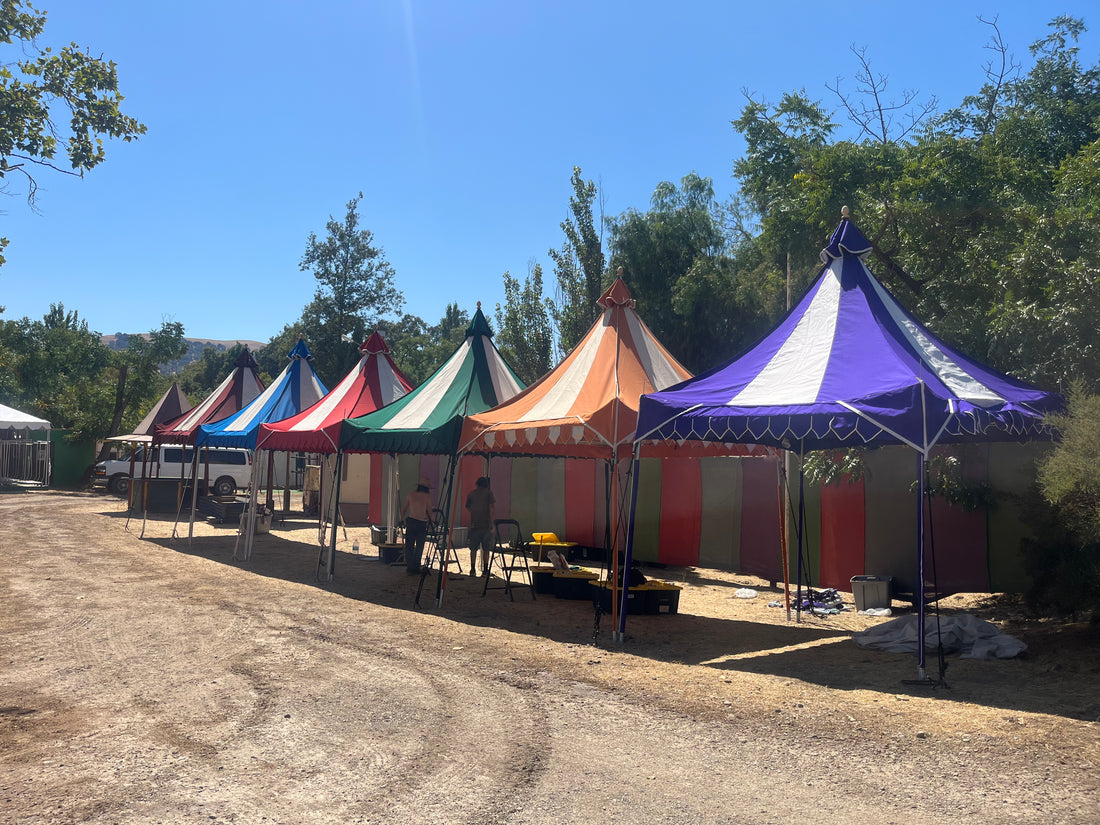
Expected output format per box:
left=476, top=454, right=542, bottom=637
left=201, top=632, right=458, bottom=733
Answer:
left=101, top=334, right=266, bottom=375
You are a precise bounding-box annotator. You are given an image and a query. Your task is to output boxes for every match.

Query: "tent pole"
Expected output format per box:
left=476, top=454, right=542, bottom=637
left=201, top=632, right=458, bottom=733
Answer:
left=323, top=451, right=344, bottom=581
left=618, top=451, right=642, bottom=642
left=777, top=453, right=791, bottom=621
left=188, top=449, right=201, bottom=542
left=917, top=449, right=927, bottom=680
left=795, top=444, right=806, bottom=622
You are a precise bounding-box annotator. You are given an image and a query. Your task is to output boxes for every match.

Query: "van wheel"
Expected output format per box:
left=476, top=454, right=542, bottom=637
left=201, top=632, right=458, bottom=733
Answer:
left=213, top=477, right=236, bottom=497
left=108, top=474, right=131, bottom=496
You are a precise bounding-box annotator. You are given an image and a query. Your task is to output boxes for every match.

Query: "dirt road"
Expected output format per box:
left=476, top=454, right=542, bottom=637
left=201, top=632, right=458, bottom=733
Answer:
left=1, top=490, right=1096, bottom=824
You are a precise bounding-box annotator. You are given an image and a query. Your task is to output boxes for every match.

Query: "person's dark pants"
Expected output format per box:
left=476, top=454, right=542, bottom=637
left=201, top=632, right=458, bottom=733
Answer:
left=405, top=517, right=428, bottom=573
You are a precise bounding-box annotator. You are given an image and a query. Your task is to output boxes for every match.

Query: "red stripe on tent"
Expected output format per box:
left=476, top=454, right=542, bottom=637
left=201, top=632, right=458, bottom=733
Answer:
left=368, top=454, right=384, bottom=525
left=657, top=458, right=701, bottom=566
left=739, top=458, right=781, bottom=580
left=488, top=456, right=512, bottom=523
left=454, top=454, right=484, bottom=527
left=927, top=498, right=989, bottom=593
left=564, top=459, right=597, bottom=546
left=819, top=478, right=866, bottom=590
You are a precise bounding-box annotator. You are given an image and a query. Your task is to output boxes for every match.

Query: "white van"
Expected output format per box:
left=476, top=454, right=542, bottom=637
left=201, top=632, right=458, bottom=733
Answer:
left=93, top=445, right=252, bottom=497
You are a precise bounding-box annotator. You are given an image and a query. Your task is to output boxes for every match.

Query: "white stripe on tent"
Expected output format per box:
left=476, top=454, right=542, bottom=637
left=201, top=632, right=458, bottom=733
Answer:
left=480, top=337, right=525, bottom=406
left=864, top=263, right=1005, bottom=405
left=382, top=338, right=471, bottom=429
left=730, top=264, right=842, bottom=406
left=519, top=317, right=608, bottom=422
left=623, top=309, right=684, bottom=391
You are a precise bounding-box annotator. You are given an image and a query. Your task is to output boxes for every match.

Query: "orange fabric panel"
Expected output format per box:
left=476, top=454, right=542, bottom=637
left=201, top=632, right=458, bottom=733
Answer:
left=564, top=459, right=598, bottom=546
left=657, top=458, right=702, bottom=566
left=819, top=478, right=866, bottom=590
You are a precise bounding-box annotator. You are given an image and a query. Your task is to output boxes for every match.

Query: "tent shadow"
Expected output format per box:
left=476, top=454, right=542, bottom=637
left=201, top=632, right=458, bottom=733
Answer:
left=147, top=529, right=1098, bottom=725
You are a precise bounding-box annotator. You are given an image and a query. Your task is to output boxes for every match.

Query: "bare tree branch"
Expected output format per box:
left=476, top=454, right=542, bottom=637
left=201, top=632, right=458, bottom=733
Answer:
left=827, top=45, right=937, bottom=144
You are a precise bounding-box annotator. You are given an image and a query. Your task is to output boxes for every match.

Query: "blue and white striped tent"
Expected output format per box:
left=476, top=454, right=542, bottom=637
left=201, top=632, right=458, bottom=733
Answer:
left=197, top=339, right=328, bottom=449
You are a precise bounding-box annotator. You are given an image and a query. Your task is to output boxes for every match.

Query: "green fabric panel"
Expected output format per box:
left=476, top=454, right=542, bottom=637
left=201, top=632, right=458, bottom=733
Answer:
left=987, top=442, right=1052, bottom=593
left=632, top=457, right=663, bottom=563
left=535, top=457, right=568, bottom=540
left=863, top=446, right=918, bottom=594
left=698, top=457, right=742, bottom=570
left=396, top=454, right=421, bottom=505
left=798, top=476, right=823, bottom=587
left=507, top=457, right=540, bottom=538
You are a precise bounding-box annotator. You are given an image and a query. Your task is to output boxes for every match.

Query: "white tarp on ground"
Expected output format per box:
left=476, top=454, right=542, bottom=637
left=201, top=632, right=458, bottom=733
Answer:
left=852, top=614, right=1027, bottom=659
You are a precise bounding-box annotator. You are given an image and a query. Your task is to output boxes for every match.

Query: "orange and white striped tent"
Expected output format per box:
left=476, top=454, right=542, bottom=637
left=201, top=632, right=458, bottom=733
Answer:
left=460, top=277, right=768, bottom=461
left=459, top=277, right=721, bottom=461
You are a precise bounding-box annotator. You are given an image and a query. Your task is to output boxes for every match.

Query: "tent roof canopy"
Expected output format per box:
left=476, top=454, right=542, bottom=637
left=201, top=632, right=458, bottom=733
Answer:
left=636, top=218, right=1061, bottom=454
left=197, top=339, right=328, bottom=449
left=0, top=402, right=51, bottom=431
left=339, top=305, right=524, bottom=455
left=257, top=331, right=414, bottom=453
left=459, top=277, right=767, bottom=460
left=107, top=382, right=192, bottom=443
left=155, top=350, right=264, bottom=445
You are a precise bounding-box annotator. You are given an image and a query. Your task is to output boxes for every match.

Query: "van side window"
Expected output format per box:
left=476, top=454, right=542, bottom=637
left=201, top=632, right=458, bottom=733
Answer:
left=163, top=448, right=184, bottom=464
left=224, top=451, right=247, bottom=465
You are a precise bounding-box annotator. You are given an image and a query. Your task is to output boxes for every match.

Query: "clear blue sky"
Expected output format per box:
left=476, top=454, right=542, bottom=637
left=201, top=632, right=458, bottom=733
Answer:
left=2, top=1, right=1095, bottom=344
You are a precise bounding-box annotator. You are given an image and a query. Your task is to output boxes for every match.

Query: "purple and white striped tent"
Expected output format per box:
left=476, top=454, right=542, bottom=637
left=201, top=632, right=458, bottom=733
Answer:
left=635, top=217, right=1060, bottom=680
left=636, top=219, right=1059, bottom=453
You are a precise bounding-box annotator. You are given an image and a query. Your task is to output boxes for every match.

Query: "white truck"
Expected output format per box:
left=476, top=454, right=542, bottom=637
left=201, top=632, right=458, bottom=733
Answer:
left=93, top=445, right=253, bottom=497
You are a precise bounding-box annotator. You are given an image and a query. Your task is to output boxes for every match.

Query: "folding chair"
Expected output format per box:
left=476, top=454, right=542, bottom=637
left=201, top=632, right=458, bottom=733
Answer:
left=482, top=518, right=536, bottom=600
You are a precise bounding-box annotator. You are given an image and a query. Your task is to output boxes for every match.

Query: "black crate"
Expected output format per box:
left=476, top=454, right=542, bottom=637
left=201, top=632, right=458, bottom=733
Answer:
left=552, top=573, right=597, bottom=600
left=644, top=587, right=680, bottom=614
left=594, top=584, right=646, bottom=614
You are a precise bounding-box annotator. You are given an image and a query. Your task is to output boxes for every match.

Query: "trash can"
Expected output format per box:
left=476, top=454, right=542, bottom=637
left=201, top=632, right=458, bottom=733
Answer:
left=850, top=575, right=892, bottom=611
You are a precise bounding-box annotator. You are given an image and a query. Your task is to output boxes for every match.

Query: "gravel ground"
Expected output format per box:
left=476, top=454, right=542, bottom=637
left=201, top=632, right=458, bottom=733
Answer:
left=1, top=489, right=1097, bottom=824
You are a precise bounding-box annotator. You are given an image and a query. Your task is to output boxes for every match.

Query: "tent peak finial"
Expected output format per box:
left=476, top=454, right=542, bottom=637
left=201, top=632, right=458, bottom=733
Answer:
left=477, top=300, right=482, bottom=310
left=841, top=205, right=850, bottom=219
left=617, top=266, right=623, bottom=277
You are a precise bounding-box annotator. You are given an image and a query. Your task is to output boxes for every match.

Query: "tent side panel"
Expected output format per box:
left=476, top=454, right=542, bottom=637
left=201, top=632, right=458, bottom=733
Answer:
left=420, top=454, right=441, bottom=495
left=507, top=457, right=540, bottom=539
left=819, top=477, right=866, bottom=590
left=801, top=478, right=823, bottom=586
left=738, top=457, right=781, bottom=581
left=564, top=459, right=598, bottom=546
left=864, top=447, right=918, bottom=594
left=488, top=455, right=512, bottom=527
left=535, top=458, right=568, bottom=541
left=368, top=454, right=384, bottom=525
left=927, top=445, right=989, bottom=593
left=987, top=443, right=1049, bottom=592
left=632, top=457, right=663, bottom=563
left=657, top=458, right=702, bottom=566
left=698, top=457, right=742, bottom=570
left=454, top=454, right=485, bottom=527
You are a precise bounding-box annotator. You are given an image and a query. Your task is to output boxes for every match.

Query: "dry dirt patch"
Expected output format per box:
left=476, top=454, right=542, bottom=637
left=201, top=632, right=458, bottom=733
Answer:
left=1, top=489, right=1097, bottom=824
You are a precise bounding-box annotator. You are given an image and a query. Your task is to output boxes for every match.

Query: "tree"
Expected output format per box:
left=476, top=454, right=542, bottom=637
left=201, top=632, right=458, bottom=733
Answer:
left=494, top=263, right=553, bottom=385
left=299, top=193, right=404, bottom=385
left=176, top=342, right=250, bottom=403
left=98, top=321, right=187, bottom=458
left=548, top=167, right=606, bottom=355
left=607, top=173, right=755, bottom=371
left=0, top=303, right=111, bottom=441
left=0, top=0, right=146, bottom=268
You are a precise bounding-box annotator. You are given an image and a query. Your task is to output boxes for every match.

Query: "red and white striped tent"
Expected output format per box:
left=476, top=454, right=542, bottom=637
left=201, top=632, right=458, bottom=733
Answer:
left=257, top=332, right=413, bottom=454
left=155, top=350, right=264, bottom=446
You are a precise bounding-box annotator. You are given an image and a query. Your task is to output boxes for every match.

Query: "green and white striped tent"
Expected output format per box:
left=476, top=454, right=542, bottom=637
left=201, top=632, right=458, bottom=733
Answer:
left=338, top=306, right=524, bottom=456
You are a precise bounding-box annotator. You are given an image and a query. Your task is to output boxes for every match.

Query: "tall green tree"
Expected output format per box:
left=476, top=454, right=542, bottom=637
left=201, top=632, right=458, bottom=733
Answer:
left=608, top=173, right=766, bottom=371
left=494, top=264, right=553, bottom=385
left=98, top=321, right=187, bottom=458
left=0, top=0, right=146, bottom=270
left=0, top=304, right=111, bottom=441
left=730, top=16, right=1100, bottom=390
left=299, top=192, right=404, bottom=386
left=548, top=167, right=606, bottom=355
